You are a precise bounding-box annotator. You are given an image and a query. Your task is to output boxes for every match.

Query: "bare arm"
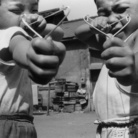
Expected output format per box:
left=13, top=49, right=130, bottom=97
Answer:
left=9, top=35, right=30, bottom=68
left=9, top=34, right=66, bottom=84
left=75, top=23, right=105, bottom=50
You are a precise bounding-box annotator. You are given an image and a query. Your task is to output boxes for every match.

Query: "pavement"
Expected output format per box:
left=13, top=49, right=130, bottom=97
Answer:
left=34, top=111, right=97, bottom=138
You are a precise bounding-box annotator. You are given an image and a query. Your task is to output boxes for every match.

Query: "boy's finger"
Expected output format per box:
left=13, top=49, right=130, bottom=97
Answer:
left=30, top=14, right=38, bottom=20
left=32, top=37, right=55, bottom=55
left=103, top=37, right=125, bottom=49
left=28, top=62, right=58, bottom=84
left=53, top=41, right=66, bottom=64
left=32, top=15, right=45, bottom=26
left=29, top=54, right=59, bottom=69
left=101, top=47, right=126, bottom=59
left=105, top=56, right=133, bottom=71
left=37, top=19, right=46, bottom=31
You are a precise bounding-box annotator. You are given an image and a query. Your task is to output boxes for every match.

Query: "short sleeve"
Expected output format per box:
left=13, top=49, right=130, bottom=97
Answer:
left=0, top=27, right=32, bottom=66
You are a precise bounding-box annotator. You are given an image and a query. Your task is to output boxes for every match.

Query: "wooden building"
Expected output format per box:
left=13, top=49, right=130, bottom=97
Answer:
left=33, top=9, right=104, bottom=111
left=58, top=19, right=104, bottom=111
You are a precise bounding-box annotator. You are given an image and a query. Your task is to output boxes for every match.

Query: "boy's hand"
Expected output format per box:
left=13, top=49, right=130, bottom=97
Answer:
left=101, top=37, right=136, bottom=85
left=89, top=16, right=110, bottom=35
left=20, top=14, right=64, bottom=41
left=27, top=37, right=66, bottom=84
left=20, top=14, right=46, bottom=36
left=75, top=16, right=109, bottom=48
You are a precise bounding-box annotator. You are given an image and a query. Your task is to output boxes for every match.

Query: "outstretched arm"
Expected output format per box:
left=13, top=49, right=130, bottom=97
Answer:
left=75, top=17, right=107, bottom=50
left=9, top=34, right=66, bottom=84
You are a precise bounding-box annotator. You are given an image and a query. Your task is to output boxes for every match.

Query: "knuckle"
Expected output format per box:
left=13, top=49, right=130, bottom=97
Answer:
left=124, top=69, right=132, bottom=77
left=32, top=37, right=42, bottom=46
left=108, top=58, right=114, bottom=65
left=108, top=47, right=113, bottom=54
left=31, top=68, right=44, bottom=77
left=37, top=56, right=44, bottom=63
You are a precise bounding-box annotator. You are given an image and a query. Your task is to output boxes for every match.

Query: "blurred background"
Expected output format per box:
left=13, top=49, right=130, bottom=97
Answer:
left=39, top=0, right=97, bottom=20
left=32, top=0, right=103, bottom=114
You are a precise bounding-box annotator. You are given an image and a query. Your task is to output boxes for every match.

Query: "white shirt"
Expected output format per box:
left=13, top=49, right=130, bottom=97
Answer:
left=0, top=27, right=33, bottom=115
left=93, top=64, right=138, bottom=123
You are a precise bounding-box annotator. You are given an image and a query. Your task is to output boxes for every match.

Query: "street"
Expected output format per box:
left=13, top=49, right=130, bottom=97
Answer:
left=34, top=111, right=97, bottom=138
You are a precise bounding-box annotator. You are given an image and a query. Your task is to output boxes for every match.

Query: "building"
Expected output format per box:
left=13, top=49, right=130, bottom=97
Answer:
left=59, top=19, right=104, bottom=111
left=33, top=8, right=104, bottom=111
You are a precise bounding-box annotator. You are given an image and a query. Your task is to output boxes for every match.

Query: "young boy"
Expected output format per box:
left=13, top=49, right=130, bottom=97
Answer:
left=75, top=0, right=138, bottom=137
left=0, top=0, right=66, bottom=138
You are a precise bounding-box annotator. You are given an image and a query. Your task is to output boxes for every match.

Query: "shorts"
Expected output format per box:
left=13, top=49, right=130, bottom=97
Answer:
left=96, top=118, right=138, bottom=138
left=0, top=114, right=37, bottom=138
